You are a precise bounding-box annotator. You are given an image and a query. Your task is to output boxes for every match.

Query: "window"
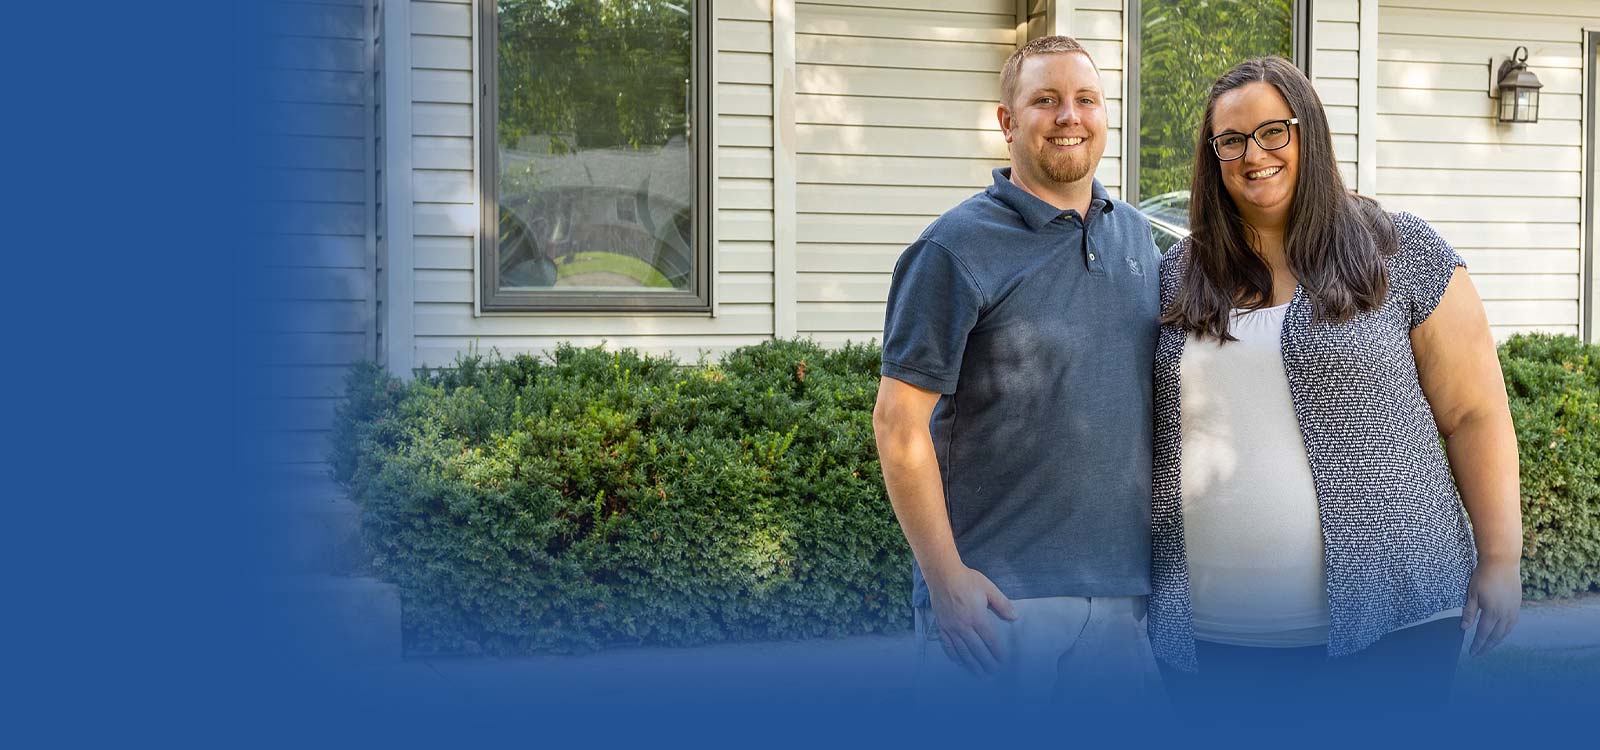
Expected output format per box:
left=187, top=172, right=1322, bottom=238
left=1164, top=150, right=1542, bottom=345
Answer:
left=1127, top=0, right=1309, bottom=208
left=478, top=0, right=711, bottom=312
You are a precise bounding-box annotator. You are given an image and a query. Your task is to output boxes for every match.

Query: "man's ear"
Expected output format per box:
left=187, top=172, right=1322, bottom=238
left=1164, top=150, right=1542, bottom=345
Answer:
left=997, top=105, right=1013, bottom=143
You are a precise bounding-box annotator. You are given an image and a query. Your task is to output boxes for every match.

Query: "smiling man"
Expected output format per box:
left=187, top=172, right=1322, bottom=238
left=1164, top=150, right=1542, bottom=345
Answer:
left=873, top=36, right=1165, bottom=704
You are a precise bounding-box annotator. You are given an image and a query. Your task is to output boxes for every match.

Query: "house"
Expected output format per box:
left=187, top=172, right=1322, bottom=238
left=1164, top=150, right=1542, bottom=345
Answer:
left=252, top=0, right=1598, bottom=483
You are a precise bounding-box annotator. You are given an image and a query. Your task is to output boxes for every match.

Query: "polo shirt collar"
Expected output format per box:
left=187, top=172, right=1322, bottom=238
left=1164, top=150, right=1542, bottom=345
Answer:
left=988, top=167, right=1114, bottom=231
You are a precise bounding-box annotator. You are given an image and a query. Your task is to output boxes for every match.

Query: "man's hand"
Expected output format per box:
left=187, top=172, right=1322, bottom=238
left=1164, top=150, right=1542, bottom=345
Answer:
left=1462, top=559, right=1522, bottom=656
left=927, top=566, right=1020, bottom=675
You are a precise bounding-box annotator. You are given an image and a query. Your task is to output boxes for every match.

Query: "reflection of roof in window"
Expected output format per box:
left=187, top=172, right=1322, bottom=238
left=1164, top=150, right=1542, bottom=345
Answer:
left=501, top=136, right=692, bottom=208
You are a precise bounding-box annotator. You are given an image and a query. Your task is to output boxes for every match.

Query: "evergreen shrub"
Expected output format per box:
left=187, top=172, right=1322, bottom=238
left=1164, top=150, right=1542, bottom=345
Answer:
left=331, top=340, right=910, bottom=654
left=1500, top=333, right=1600, bottom=599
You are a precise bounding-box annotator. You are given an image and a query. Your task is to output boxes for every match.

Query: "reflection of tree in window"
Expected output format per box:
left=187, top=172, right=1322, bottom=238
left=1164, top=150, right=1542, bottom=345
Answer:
left=495, top=0, right=694, bottom=292
left=1139, top=0, right=1291, bottom=201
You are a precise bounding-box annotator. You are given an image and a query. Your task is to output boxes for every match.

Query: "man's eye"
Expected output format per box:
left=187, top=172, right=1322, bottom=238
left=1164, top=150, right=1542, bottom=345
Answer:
left=1035, top=97, right=1056, bottom=105
left=1079, top=97, right=1098, bottom=105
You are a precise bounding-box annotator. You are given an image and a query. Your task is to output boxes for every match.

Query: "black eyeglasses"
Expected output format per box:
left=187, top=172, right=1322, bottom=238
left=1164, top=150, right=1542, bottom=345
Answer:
left=1209, top=118, right=1298, bottom=161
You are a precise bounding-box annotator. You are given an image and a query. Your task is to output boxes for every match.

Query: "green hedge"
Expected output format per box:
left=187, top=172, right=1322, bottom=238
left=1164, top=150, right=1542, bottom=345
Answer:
left=332, top=334, right=1600, bottom=654
left=331, top=340, right=909, bottom=654
left=1501, top=334, right=1600, bottom=599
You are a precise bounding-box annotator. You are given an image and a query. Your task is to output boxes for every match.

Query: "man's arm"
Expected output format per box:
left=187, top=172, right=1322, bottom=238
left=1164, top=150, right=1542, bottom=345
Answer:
left=873, top=376, right=1018, bottom=675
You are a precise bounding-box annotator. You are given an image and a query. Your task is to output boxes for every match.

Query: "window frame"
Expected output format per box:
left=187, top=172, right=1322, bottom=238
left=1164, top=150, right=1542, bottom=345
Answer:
left=1123, top=0, right=1312, bottom=206
left=475, top=0, right=714, bottom=313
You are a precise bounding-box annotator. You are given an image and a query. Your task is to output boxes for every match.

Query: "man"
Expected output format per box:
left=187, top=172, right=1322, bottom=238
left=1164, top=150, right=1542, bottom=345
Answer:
left=872, top=36, right=1164, bottom=703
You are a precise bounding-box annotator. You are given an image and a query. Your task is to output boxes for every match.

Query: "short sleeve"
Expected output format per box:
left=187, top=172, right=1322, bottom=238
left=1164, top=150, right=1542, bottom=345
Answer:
left=880, top=238, right=986, bottom=394
left=1393, top=212, right=1466, bottom=329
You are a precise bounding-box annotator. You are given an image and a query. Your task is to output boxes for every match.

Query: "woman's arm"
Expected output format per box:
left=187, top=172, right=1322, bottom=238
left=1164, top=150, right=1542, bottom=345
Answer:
left=1411, top=267, right=1523, bottom=656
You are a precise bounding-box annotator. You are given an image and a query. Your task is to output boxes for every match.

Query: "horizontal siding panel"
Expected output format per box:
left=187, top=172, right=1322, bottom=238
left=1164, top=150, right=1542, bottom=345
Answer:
left=257, top=202, right=366, bottom=236
left=1317, top=0, right=1359, bottom=23
left=1378, top=88, right=1581, bottom=120
left=720, top=52, right=773, bottom=85
left=1378, top=34, right=1588, bottom=70
left=1491, top=325, right=1579, bottom=340
left=250, top=333, right=369, bottom=365
left=1315, top=78, right=1357, bottom=107
left=257, top=268, right=373, bottom=301
left=719, top=242, right=775, bottom=272
left=256, top=135, right=366, bottom=169
left=719, top=83, right=772, bottom=116
left=1376, top=141, right=1579, bottom=171
left=720, top=147, right=775, bottom=179
left=721, top=273, right=775, bottom=304
left=797, top=64, right=998, bottom=100
left=255, top=399, right=341, bottom=433
left=1429, top=222, right=1577, bottom=249
left=415, top=269, right=471, bottom=302
left=414, top=135, right=472, bottom=170
left=264, top=37, right=365, bottom=72
left=268, top=235, right=369, bottom=269
left=1316, top=21, right=1359, bottom=51
left=800, top=0, right=1012, bottom=13
left=796, top=124, right=1009, bottom=159
left=797, top=94, right=994, bottom=130
left=411, top=0, right=471, bottom=36
left=797, top=213, right=932, bottom=244
left=1073, top=10, right=1121, bottom=41
left=413, top=169, right=474, bottom=203
left=797, top=301, right=886, bottom=332
left=722, top=209, right=775, bottom=241
left=722, top=178, right=775, bottom=210
left=262, top=2, right=364, bottom=40
left=797, top=244, right=902, bottom=274
left=796, top=6, right=1013, bottom=45
left=718, top=115, right=773, bottom=148
left=1315, top=51, right=1360, bottom=79
left=798, top=183, right=985, bottom=215
left=1376, top=60, right=1582, bottom=95
left=259, top=103, right=364, bottom=137
left=261, top=69, right=365, bottom=105
left=1480, top=300, right=1579, bottom=326
left=1326, top=106, right=1357, bottom=135
left=796, top=34, right=1011, bottom=73
left=252, top=366, right=353, bottom=400
left=797, top=273, right=891, bottom=302
left=413, top=69, right=471, bottom=104
left=415, top=236, right=473, bottom=270
left=1458, top=249, right=1579, bottom=274
left=258, top=168, right=365, bottom=203
left=414, top=202, right=477, bottom=236
left=412, top=35, right=470, bottom=70
left=1380, top=7, right=1596, bottom=44
left=414, top=303, right=774, bottom=336
left=798, top=154, right=1002, bottom=186
left=413, top=102, right=472, bottom=136
left=1472, top=274, right=1579, bottom=300
left=1377, top=195, right=1576, bottom=223
left=1375, top=115, right=1580, bottom=146
left=416, top=336, right=776, bottom=368
left=253, top=300, right=372, bottom=333
left=1377, top=168, right=1582, bottom=198
left=720, top=0, right=773, bottom=22
left=719, top=20, right=772, bottom=53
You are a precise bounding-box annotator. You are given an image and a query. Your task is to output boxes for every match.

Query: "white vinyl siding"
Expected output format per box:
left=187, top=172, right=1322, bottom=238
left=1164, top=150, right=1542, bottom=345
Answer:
left=1313, top=0, right=1361, bottom=187
left=793, top=0, right=1020, bottom=347
left=1375, top=0, right=1599, bottom=339
left=403, top=0, right=776, bottom=367
left=254, top=0, right=377, bottom=465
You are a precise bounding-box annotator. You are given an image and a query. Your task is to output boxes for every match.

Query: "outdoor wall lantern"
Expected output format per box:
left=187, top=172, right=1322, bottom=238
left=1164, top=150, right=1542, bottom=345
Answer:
left=1489, top=46, right=1543, bottom=123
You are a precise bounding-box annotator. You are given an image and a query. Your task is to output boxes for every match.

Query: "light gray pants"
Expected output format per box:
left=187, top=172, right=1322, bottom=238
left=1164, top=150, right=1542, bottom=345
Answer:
left=914, top=595, right=1164, bottom=706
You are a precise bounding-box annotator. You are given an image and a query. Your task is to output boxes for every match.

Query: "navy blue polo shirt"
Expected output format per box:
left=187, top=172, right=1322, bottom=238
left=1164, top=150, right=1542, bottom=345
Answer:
left=881, top=167, right=1160, bottom=606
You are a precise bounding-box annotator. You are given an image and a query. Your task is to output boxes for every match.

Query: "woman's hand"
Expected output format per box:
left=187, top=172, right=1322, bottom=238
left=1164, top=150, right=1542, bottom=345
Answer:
left=1462, top=559, right=1522, bottom=656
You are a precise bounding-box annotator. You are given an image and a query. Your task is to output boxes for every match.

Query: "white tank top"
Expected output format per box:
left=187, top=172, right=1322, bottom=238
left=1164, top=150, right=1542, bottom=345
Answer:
left=1179, top=302, right=1459, bottom=647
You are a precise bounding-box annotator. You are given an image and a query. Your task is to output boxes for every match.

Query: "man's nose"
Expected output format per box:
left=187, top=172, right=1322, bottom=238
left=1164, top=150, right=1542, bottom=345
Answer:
left=1054, top=103, right=1080, bottom=125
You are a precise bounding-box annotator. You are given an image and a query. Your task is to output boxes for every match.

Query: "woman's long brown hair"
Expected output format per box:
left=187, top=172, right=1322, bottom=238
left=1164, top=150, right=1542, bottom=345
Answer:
left=1162, top=56, right=1396, bottom=341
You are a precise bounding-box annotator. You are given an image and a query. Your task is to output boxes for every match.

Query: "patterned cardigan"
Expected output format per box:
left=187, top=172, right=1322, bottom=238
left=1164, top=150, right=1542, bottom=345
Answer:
left=1149, top=212, right=1479, bottom=672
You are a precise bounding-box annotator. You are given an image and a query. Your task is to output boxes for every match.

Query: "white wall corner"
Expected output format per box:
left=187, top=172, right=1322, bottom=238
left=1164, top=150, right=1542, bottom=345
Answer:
left=381, top=0, right=416, bottom=378
left=772, top=0, right=798, bottom=340
left=1356, top=0, right=1379, bottom=197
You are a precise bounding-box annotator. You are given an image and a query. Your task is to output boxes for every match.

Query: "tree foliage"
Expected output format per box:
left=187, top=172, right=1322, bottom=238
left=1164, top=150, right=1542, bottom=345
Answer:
left=1139, top=0, right=1292, bottom=200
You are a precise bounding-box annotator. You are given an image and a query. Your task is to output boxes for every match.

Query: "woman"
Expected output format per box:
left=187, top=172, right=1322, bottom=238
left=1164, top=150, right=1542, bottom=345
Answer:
left=1149, top=57, right=1523, bottom=714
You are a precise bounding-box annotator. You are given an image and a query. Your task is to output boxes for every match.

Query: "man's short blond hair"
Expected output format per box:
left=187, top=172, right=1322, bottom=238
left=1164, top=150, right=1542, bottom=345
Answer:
left=1000, top=35, right=1094, bottom=108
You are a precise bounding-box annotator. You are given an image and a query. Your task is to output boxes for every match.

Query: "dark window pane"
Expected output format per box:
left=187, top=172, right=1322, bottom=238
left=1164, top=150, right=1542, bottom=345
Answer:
left=495, top=0, right=695, bottom=293
left=1139, top=0, right=1293, bottom=201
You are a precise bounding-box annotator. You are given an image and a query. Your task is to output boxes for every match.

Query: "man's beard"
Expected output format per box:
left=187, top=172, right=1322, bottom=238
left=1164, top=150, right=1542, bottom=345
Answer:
left=1036, top=145, right=1095, bottom=184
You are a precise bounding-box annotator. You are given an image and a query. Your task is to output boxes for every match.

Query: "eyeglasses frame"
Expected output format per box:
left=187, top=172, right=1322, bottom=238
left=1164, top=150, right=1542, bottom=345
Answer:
left=1209, top=118, right=1300, bottom=162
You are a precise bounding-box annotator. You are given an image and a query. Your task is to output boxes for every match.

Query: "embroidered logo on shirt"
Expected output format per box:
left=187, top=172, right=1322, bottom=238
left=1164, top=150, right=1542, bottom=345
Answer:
left=1127, top=257, right=1144, bottom=276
